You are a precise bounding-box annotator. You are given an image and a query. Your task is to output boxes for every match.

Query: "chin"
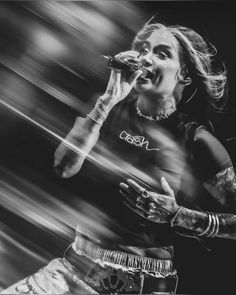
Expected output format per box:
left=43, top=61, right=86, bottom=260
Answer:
left=134, top=83, right=151, bottom=93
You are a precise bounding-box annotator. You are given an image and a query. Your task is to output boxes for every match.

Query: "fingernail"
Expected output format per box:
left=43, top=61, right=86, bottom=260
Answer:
left=120, top=183, right=129, bottom=190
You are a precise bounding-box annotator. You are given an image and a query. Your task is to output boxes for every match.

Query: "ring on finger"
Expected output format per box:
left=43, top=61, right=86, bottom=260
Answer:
left=149, top=202, right=157, bottom=210
left=141, top=189, right=150, bottom=199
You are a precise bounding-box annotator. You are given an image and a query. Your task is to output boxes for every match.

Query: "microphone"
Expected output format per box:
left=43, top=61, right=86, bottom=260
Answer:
left=103, top=55, right=153, bottom=79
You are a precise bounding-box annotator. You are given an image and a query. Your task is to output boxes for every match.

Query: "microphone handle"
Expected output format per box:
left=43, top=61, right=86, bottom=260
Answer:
left=103, top=55, right=153, bottom=79
left=103, top=55, right=139, bottom=73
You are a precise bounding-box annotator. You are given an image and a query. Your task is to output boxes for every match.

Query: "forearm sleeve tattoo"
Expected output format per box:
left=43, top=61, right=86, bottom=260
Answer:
left=204, top=167, right=236, bottom=210
left=175, top=207, right=236, bottom=240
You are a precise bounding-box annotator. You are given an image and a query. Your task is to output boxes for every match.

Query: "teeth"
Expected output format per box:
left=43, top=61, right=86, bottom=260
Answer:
left=141, top=71, right=153, bottom=79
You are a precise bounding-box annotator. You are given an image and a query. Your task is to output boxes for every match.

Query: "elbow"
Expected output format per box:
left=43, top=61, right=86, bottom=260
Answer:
left=54, top=155, right=83, bottom=178
left=54, top=163, right=80, bottom=178
left=53, top=152, right=73, bottom=178
left=54, top=163, right=70, bottom=178
left=54, top=145, right=85, bottom=178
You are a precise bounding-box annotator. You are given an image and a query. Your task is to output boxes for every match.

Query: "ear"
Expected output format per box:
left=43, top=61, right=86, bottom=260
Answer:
left=178, top=67, right=192, bottom=86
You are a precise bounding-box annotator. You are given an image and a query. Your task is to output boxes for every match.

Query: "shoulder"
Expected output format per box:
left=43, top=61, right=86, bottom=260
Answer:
left=193, top=125, right=230, bottom=162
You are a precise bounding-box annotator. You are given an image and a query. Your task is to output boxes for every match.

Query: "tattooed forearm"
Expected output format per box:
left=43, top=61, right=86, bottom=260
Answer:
left=174, top=207, right=209, bottom=233
left=213, top=167, right=236, bottom=192
left=204, top=167, right=236, bottom=209
left=174, top=207, right=236, bottom=240
left=217, top=213, right=236, bottom=240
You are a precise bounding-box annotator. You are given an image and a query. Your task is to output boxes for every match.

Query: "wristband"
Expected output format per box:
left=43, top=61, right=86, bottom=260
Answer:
left=197, top=212, right=220, bottom=238
left=197, top=212, right=212, bottom=237
left=86, top=114, right=103, bottom=126
left=95, top=97, right=110, bottom=120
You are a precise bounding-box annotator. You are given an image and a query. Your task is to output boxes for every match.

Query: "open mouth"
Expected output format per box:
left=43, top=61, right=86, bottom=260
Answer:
left=138, top=69, right=154, bottom=81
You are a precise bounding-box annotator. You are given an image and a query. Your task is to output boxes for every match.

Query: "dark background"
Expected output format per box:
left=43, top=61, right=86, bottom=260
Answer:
left=0, top=1, right=236, bottom=294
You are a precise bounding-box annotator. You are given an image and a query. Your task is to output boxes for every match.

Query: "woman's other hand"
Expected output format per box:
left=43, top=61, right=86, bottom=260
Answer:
left=119, top=177, right=180, bottom=224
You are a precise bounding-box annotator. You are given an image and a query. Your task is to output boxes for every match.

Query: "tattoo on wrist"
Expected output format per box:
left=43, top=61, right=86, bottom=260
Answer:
left=175, top=208, right=208, bottom=233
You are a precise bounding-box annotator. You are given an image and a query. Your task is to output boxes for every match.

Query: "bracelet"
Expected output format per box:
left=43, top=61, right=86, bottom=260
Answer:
left=86, top=97, right=110, bottom=126
left=86, top=114, right=103, bottom=126
left=95, top=97, right=110, bottom=120
left=212, top=214, right=220, bottom=238
left=197, top=212, right=212, bottom=237
left=170, top=206, right=184, bottom=227
left=208, top=213, right=220, bottom=238
left=206, top=212, right=216, bottom=237
left=197, top=212, right=220, bottom=238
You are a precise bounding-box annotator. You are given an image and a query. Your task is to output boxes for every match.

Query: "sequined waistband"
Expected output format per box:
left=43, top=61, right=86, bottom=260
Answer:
left=72, top=235, right=173, bottom=275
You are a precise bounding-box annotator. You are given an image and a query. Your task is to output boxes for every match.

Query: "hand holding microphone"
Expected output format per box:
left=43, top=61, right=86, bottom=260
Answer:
left=100, top=51, right=145, bottom=108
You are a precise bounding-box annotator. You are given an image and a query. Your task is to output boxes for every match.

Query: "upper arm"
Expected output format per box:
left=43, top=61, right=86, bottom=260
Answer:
left=192, top=126, right=236, bottom=210
left=204, top=167, right=236, bottom=211
left=192, top=126, right=232, bottom=181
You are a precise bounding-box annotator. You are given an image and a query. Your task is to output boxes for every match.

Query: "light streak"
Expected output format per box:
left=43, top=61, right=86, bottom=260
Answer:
left=0, top=99, right=153, bottom=186
left=0, top=57, right=85, bottom=112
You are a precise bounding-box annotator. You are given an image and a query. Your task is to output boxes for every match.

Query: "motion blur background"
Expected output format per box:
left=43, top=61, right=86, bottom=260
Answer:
left=0, top=1, right=236, bottom=293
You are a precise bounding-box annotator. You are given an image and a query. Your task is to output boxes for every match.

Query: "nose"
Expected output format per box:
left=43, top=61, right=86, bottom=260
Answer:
left=139, top=52, right=153, bottom=68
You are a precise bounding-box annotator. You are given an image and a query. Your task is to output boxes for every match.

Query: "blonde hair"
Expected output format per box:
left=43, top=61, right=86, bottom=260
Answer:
left=132, top=23, right=227, bottom=102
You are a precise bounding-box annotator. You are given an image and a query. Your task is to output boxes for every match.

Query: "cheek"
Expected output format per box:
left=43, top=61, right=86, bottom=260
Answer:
left=166, top=62, right=181, bottom=77
left=158, top=67, right=180, bottom=86
left=154, top=59, right=180, bottom=77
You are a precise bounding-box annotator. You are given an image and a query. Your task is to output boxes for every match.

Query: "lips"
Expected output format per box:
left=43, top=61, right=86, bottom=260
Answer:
left=138, top=69, right=154, bottom=82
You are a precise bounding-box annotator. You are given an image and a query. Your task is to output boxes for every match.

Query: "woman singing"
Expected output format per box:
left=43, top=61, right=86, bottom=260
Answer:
left=3, top=21, right=235, bottom=295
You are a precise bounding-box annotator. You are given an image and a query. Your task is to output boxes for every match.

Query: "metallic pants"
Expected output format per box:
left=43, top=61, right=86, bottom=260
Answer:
left=1, top=258, right=97, bottom=294
left=2, top=257, right=177, bottom=294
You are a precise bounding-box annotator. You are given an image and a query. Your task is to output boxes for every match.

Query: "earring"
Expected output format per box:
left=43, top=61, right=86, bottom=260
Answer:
left=183, top=88, right=198, bottom=104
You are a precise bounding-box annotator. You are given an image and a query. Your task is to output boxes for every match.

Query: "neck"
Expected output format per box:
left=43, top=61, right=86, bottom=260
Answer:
left=137, top=94, right=177, bottom=119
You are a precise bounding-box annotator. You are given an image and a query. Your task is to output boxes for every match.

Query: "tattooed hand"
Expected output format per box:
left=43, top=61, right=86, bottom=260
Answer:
left=119, top=177, right=180, bottom=224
